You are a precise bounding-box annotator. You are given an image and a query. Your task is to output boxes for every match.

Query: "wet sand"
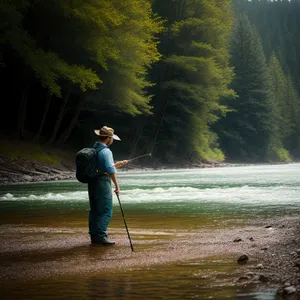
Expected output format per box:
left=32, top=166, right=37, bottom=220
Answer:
left=1, top=214, right=299, bottom=298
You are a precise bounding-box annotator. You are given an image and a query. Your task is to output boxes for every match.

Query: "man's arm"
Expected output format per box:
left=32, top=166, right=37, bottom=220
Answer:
left=114, top=160, right=128, bottom=168
left=109, top=173, right=119, bottom=195
left=110, top=160, right=129, bottom=193
left=102, top=149, right=120, bottom=193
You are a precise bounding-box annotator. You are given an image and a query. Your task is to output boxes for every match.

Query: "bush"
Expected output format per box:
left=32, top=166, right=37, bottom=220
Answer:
left=275, top=148, right=292, bottom=163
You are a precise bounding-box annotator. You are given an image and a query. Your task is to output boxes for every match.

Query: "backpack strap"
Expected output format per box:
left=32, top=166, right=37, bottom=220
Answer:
left=93, top=144, right=108, bottom=175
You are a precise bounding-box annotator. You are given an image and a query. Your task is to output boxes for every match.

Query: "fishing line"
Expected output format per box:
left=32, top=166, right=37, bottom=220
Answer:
left=127, top=153, right=151, bottom=162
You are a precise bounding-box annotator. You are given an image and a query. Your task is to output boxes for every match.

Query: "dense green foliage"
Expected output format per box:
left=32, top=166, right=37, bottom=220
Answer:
left=0, top=0, right=162, bottom=143
left=0, top=0, right=299, bottom=165
left=217, top=0, right=300, bottom=162
left=215, top=13, right=274, bottom=162
left=232, top=0, right=300, bottom=93
left=143, top=0, right=234, bottom=163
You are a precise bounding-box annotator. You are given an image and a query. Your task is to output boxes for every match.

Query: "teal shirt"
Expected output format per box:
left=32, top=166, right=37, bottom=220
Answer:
left=93, top=142, right=116, bottom=175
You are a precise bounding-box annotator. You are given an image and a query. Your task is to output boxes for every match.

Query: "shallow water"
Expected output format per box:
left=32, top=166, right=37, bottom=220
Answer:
left=1, top=163, right=299, bottom=299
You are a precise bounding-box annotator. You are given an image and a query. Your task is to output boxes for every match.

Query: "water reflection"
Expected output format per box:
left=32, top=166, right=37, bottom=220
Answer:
left=3, top=257, right=247, bottom=300
left=236, top=290, right=277, bottom=300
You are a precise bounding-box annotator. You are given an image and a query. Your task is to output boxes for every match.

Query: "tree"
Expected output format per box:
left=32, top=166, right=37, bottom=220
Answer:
left=232, top=0, right=300, bottom=94
left=0, top=0, right=163, bottom=144
left=145, top=0, right=234, bottom=163
left=216, top=13, right=274, bottom=162
left=267, top=53, right=293, bottom=160
left=229, top=0, right=300, bottom=161
left=0, top=0, right=101, bottom=140
left=285, top=75, right=300, bottom=157
left=55, top=0, right=164, bottom=145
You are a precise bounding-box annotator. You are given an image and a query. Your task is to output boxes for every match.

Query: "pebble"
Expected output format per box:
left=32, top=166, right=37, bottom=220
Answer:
left=258, top=275, right=269, bottom=282
left=294, top=259, right=300, bottom=267
left=234, top=238, right=243, bottom=242
left=256, top=264, right=264, bottom=269
left=237, top=255, right=249, bottom=264
left=22, top=175, right=33, bottom=181
left=238, top=276, right=249, bottom=281
left=283, top=286, right=297, bottom=295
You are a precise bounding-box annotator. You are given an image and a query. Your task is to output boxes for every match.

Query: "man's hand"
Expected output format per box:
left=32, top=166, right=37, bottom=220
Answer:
left=114, top=187, right=120, bottom=195
left=114, top=160, right=128, bottom=168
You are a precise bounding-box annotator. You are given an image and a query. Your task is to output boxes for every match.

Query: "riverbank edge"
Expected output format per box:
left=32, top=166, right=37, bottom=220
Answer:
left=1, top=158, right=295, bottom=186
left=1, top=137, right=297, bottom=186
left=0, top=151, right=239, bottom=185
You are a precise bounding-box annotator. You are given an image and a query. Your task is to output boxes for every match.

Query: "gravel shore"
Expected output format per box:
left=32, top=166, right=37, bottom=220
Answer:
left=231, top=216, right=300, bottom=299
left=0, top=214, right=299, bottom=298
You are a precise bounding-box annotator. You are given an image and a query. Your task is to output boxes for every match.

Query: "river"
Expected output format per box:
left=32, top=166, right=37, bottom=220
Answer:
left=0, top=163, right=299, bottom=299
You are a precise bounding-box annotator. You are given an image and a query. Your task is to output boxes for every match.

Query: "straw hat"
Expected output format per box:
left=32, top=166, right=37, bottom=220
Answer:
left=94, top=126, right=121, bottom=141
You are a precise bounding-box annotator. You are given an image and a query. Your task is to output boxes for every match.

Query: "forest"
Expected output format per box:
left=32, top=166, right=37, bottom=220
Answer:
left=1, top=0, right=299, bottom=165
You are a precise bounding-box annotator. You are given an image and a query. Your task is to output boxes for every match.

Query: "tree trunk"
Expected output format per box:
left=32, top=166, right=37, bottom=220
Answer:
left=151, top=99, right=169, bottom=156
left=33, top=90, right=52, bottom=142
left=46, top=87, right=71, bottom=145
left=15, top=76, right=30, bottom=140
left=129, top=118, right=145, bottom=159
left=55, top=95, right=84, bottom=145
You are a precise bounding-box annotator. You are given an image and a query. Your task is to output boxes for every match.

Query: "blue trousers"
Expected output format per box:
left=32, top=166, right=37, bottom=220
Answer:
left=88, top=176, right=112, bottom=238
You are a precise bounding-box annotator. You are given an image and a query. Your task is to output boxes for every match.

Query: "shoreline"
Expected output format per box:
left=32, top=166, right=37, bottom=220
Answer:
left=2, top=152, right=295, bottom=186
left=0, top=153, right=235, bottom=185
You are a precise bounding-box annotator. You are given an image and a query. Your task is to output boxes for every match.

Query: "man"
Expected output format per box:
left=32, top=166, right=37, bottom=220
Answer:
left=88, top=126, right=128, bottom=245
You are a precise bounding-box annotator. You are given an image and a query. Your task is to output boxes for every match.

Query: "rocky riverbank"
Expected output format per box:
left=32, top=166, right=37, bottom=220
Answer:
left=0, top=154, right=75, bottom=185
left=232, top=216, right=300, bottom=299
left=0, top=153, right=231, bottom=185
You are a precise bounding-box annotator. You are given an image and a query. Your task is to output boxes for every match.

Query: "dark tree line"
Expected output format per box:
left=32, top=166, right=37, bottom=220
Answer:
left=0, top=0, right=299, bottom=164
left=0, top=0, right=162, bottom=151
left=216, top=0, right=300, bottom=162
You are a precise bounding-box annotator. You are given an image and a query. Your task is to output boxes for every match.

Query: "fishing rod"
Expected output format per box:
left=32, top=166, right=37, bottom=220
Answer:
left=127, top=153, right=151, bottom=162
